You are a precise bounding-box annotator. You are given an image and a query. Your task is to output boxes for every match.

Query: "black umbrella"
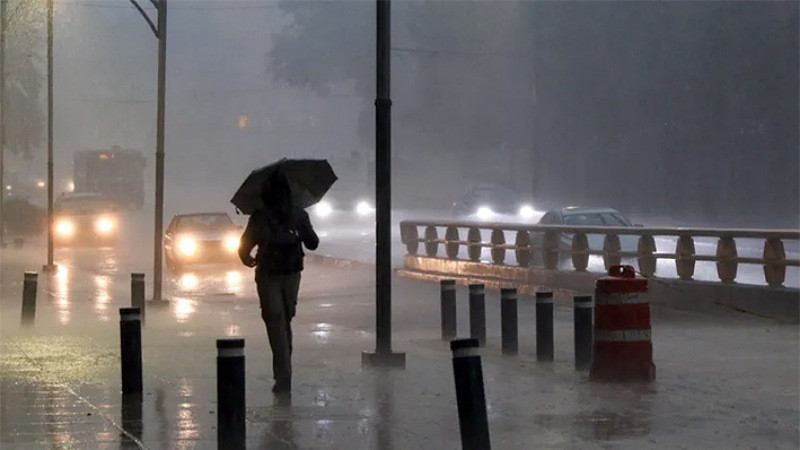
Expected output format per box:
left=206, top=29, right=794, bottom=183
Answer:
left=230, top=158, right=337, bottom=214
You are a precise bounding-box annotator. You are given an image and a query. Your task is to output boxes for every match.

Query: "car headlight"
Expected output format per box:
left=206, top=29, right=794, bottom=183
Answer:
left=223, top=235, right=240, bottom=252
left=314, top=201, right=333, bottom=218
left=56, top=219, right=75, bottom=237
left=476, top=206, right=494, bottom=220
left=518, top=205, right=536, bottom=219
left=177, top=236, right=198, bottom=257
left=355, top=200, right=374, bottom=216
left=95, top=217, right=115, bottom=235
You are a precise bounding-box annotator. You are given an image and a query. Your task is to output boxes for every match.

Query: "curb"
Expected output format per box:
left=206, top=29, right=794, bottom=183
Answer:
left=306, top=253, right=374, bottom=269
left=395, top=268, right=582, bottom=303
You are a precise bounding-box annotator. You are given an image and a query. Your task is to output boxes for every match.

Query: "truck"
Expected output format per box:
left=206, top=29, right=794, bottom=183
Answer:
left=73, top=146, right=146, bottom=209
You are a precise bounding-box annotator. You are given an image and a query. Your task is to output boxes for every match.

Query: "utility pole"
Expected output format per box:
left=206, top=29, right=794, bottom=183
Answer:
left=362, top=0, right=405, bottom=369
left=0, top=0, right=6, bottom=249
left=128, top=0, right=167, bottom=304
left=44, top=0, right=55, bottom=271
left=152, top=0, right=167, bottom=304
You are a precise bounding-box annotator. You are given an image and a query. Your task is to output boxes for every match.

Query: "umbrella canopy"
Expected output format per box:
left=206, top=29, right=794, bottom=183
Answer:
left=230, top=158, right=337, bottom=214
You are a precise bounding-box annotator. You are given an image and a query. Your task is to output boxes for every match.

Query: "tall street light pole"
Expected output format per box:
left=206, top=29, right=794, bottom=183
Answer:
left=0, top=0, right=6, bottom=249
left=128, top=0, right=167, bottom=304
left=153, top=0, right=166, bottom=303
left=362, top=0, right=405, bottom=369
left=43, top=0, right=55, bottom=271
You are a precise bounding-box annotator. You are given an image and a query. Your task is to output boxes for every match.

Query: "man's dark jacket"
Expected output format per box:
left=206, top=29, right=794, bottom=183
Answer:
left=239, top=207, right=319, bottom=275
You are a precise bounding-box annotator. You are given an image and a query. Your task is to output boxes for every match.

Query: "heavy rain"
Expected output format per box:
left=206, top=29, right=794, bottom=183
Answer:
left=0, top=1, right=798, bottom=449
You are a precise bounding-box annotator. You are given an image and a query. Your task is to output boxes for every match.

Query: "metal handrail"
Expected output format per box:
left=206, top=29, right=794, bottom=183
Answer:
left=400, top=220, right=800, bottom=288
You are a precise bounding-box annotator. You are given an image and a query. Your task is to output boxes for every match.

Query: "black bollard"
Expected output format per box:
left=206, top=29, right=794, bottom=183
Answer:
left=468, top=284, right=486, bottom=347
left=119, top=308, right=143, bottom=395
left=217, top=338, right=246, bottom=450
left=21, top=272, right=37, bottom=327
left=536, top=291, right=554, bottom=362
left=441, top=279, right=457, bottom=341
left=120, top=392, right=144, bottom=443
left=451, top=338, right=491, bottom=450
left=574, top=295, right=593, bottom=371
left=131, top=273, right=145, bottom=325
left=500, top=288, right=518, bottom=356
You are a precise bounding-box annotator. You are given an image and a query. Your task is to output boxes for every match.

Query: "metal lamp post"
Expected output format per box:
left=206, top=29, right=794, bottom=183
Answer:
left=128, top=0, right=167, bottom=304
left=362, top=0, right=405, bottom=369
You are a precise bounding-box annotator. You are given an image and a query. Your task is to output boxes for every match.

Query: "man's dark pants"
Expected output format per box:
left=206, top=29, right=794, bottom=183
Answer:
left=256, top=270, right=301, bottom=388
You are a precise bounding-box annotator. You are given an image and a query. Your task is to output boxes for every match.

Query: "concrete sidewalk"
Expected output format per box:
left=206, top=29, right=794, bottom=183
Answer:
left=1, top=259, right=798, bottom=449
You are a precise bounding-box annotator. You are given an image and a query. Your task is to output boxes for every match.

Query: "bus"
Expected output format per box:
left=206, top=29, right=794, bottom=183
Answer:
left=73, top=146, right=146, bottom=209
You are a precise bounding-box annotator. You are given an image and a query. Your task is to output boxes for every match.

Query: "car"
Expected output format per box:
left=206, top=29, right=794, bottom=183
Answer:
left=53, top=192, right=119, bottom=246
left=309, top=183, right=375, bottom=222
left=533, top=207, right=641, bottom=263
left=164, top=212, right=242, bottom=271
left=451, top=183, right=537, bottom=222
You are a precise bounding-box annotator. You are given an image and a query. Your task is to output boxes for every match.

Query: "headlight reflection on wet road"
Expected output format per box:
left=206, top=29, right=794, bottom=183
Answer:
left=173, top=297, right=196, bottom=323
left=179, top=273, right=199, bottom=292
left=93, top=275, right=111, bottom=321
left=224, top=271, right=243, bottom=292
left=54, top=265, right=70, bottom=325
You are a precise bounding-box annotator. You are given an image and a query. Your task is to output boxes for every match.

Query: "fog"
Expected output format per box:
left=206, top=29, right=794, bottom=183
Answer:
left=3, top=0, right=798, bottom=227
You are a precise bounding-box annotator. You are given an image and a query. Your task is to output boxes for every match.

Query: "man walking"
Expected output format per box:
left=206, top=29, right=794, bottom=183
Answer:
left=238, top=171, right=319, bottom=393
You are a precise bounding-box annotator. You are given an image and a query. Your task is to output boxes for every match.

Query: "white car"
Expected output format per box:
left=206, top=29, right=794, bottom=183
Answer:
left=533, top=207, right=641, bottom=264
left=164, top=212, right=242, bottom=272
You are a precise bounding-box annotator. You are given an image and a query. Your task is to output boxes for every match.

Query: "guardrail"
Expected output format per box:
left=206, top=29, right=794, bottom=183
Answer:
left=399, top=220, right=800, bottom=288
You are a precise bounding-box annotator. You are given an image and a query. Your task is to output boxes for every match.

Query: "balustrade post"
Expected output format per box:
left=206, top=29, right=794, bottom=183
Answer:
left=763, top=237, right=786, bottom=288
left=467, top=227, right=482, bottom=262
left=676, top=235, right=696, bottom=280
left=571, top=233, right=589, bottom=271
left=515, top=230, right=531, bottom=267
left=637, top=235, right=657, bottom=277
left=543, top=231, right=560, bottom=270
left=716, top=236, right=738, bottom=284
left=603, top=234, right=622, bottom=270
left=425, top=226, right=439, bottom=257
left=490, top=229, right=506, bottom=265
left=401, top=223, right=419, bottom=256
left=445, top=226, right=460, bottom=259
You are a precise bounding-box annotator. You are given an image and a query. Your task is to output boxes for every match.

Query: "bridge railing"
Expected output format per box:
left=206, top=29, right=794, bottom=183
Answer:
left=399, top=220, right=800, bottom=288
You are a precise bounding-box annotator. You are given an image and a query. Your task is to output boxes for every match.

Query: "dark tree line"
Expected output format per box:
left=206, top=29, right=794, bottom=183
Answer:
left=2, top=0, right=45, bottom=159
left=270, top=1, right=798, bottom=226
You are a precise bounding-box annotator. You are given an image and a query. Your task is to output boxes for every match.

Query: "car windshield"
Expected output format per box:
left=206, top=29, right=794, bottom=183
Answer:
left=56, top=197, right=115, bottom=213
left=176, top=214, right=233, bottom=230
left=563, top=212, right=632, bottom=227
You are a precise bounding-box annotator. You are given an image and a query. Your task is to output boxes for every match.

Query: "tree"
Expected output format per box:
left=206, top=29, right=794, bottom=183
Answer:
left=2, top=0, right=45, bottom=159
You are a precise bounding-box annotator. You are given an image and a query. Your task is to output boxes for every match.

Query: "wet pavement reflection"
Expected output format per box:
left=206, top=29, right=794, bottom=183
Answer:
left=1, top=240, right=798, bottom=449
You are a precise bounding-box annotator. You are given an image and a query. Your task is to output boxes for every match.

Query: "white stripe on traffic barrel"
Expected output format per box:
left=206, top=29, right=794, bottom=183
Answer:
left=595, top=293, right=649, bottom=306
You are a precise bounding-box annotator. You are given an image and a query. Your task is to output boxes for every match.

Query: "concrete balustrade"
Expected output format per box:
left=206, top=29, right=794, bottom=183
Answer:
left=400, top=220, right=799, bottom=288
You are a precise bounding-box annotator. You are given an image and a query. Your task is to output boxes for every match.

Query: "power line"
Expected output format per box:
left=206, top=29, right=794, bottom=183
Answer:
left=63, top=1, right=282, bottom=11
left=391, top=46, right=522, bottom=59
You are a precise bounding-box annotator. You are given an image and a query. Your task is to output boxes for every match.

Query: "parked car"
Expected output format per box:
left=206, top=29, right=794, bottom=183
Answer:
left=533, top=207, right=641, bottom=264
left=53, top=192, right=119, bottom=246
left=451, top=183, right=537, bottom=222
left=164, top=212, right=242, bottom=271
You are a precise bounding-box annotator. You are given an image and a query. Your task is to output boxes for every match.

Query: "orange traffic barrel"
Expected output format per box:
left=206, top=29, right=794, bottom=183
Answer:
left=590, top=265, right=656, bottom=382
